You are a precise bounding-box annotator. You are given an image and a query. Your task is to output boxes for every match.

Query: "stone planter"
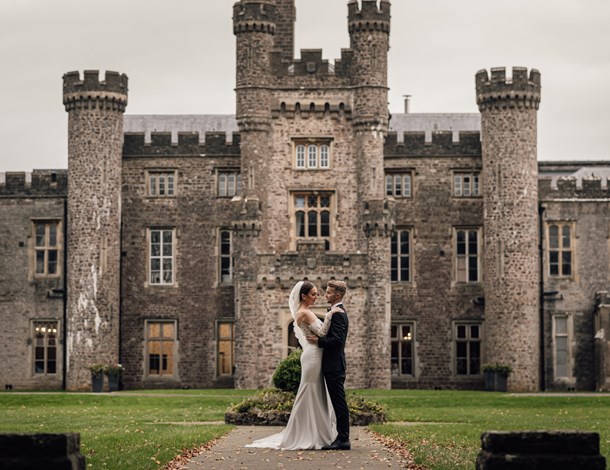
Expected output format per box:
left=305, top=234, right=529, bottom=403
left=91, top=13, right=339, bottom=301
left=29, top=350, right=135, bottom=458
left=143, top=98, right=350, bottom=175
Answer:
left=91, top=373, right=104, bottom=393
left=107, top=372, right=120, bottom=392
left=225, top=410, right=385, bottom=426
left=484, top=371, right=508, bottom=392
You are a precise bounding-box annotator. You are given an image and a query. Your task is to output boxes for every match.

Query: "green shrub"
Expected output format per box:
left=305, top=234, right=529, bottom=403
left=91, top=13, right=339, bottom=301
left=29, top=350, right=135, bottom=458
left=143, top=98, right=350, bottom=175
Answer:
left=228, top=388, right=295, bottom=413
left=272, top=349, right=302, bottom=393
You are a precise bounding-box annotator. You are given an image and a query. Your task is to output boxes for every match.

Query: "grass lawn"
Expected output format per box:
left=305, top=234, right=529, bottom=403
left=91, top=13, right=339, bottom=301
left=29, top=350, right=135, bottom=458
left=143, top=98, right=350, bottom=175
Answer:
left=0, top=390, right=252, bottom=469
left=356, top=390, right=610, bottom=470
left=1, top=390, right=609, bottom=469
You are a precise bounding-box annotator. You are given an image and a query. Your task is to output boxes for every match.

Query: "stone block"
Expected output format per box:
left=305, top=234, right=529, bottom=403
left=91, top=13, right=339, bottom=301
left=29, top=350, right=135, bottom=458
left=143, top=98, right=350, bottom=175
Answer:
left=0, top=433, right=86, bottom=470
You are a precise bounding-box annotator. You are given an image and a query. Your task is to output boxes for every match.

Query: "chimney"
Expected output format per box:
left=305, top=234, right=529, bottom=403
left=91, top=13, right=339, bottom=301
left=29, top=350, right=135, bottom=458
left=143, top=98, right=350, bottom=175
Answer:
left=403, top=95, right=411, bottom=114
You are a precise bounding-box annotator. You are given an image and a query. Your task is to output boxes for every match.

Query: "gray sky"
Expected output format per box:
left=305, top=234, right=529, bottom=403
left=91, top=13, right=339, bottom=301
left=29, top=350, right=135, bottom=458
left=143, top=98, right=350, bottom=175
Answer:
left=1, top=0, right=609, bottom=172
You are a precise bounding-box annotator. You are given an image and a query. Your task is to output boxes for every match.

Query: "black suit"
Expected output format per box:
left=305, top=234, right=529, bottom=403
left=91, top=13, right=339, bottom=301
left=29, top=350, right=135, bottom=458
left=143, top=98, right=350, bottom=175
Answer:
left=318, top=304, right=349, bottom=441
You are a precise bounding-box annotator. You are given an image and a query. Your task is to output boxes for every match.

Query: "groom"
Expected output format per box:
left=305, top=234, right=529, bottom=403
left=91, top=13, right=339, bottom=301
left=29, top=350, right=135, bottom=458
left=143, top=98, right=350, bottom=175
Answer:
left=307, top=279, right=350, bottom=450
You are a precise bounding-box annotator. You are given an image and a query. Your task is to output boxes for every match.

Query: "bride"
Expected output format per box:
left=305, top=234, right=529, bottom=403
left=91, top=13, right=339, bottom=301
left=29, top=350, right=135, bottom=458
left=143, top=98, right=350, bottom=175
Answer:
left=245, top=280, right=343, bottom=450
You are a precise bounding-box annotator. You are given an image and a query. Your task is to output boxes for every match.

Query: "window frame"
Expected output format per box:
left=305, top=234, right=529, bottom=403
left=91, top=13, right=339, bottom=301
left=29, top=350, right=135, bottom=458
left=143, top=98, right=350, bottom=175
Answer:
left=293, top=140, right=332, bottom=170
left=292, top=191, right=334, bottom=250
left=454, top=227, right=482, bottom=283
left=219, top=229, right=234, bottom=284
left=391, top=228, right=412, bottom=282
left=552, top=314, right=573, bottom=380
left=453, top=171, right=481, bottom=198
left=216, top=169, right=242, bottom=197
left=454, top=321, right=483, bottom=376
left=391, top=322, right=415, bottom=378
left=148, top=228, right=176, bottom=286
left=145, top=320, right=177, bottom=378
left=216, top=320, right=235, bottom=377
left=32, top=220, right=62, bottom=278
left=546, top=222, right=574, bottom=279
left=385, top=172, right=413, bottom=198
left=32, top=320, right=59, bottom=376
left=146, top=170, right=177, bottom=197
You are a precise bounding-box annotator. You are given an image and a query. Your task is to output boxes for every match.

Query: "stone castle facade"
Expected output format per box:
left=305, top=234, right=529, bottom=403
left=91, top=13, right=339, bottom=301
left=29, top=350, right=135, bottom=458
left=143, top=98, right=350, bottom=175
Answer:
left=2, top=0, right=610, bottom=392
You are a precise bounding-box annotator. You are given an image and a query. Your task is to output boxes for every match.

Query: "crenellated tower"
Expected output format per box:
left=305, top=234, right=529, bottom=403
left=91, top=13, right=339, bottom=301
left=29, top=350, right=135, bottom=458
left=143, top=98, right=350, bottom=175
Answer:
left=476, top=67, right=541, bottom=391
left=62, top=70, right=128, bottom=390
left=232, top=0, right=277, bottom=388
left=349, top=0, right=393, bottom=388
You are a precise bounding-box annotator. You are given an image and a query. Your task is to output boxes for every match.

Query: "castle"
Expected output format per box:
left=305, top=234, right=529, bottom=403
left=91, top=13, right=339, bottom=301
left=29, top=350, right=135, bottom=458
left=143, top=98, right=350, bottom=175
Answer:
left=1, top=0, right=610, bottom=392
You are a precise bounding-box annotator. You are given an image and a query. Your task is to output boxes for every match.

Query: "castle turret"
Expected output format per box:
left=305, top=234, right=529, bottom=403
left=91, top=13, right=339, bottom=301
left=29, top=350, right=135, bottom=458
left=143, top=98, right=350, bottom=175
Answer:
left=349, top=0, right=393, bottom=388
left=233, top=0, right=276, bottom=388
left=476, top=67, right=541, bottom=391
left=63, top=70, right=128, bottom=390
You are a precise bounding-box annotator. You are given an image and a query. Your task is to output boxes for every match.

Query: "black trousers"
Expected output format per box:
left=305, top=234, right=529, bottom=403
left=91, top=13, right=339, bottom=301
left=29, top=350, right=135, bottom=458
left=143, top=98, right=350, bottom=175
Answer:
left=324, top=371, right=350, bottom=441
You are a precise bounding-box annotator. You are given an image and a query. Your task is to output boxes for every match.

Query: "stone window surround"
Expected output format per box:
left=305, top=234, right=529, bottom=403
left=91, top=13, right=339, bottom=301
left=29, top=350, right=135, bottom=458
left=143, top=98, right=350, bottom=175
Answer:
left=144, top=319, right=177, bottom=379
left=453, top=226, right=482, bottom=284
left=391, top=322, right=415, bottom=378
left=31, top=320, right=60, bottom=376
left=545, top=221, right=575, bottom=279
left=385, top=170, right=413, bottom=198
left=292, top=138, right=333, bottom=170
left=452, top=170, right=481, bottom=198
left=391, top=228, right=413, bottom=282
left=215, top=167, right=241, bottom=197
left=146, top=169, right=177, bottom=197
left=218, top=229, right=234, bottom=285
left=216, top=320, right=235, bottom=377
left=453, top=320, right=483, bottom=377
left=290, top=190, right=335, bottom=251
left=552, top=314, right=574, bottom=382
left=31, top=219, right=62, bottom=279
left=147, top=228, right=176, bottom=287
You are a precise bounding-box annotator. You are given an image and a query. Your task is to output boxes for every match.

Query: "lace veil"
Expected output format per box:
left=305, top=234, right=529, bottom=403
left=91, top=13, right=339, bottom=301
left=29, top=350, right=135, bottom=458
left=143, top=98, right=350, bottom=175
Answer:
left=289, top=281, right=307, bottom=348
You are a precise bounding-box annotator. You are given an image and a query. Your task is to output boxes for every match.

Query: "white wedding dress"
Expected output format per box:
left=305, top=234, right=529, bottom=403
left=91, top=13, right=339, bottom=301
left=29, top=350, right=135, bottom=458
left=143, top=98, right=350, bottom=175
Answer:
left=245, top=283, right=337, bottom=450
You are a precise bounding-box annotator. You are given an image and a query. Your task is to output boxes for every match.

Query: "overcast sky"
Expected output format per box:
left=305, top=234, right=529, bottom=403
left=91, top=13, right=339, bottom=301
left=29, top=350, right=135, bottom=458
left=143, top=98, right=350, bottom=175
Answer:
left=1, top=0, right=609, bottom=172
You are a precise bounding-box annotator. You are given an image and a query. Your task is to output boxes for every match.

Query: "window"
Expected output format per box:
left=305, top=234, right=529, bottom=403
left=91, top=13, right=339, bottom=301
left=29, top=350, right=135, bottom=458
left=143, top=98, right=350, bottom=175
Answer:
left=149, top=229, right=174, bottom=285
left=391, top=323, right=414, bottom=377
left=548, top=223, right=573, bottom=277
left=33, top=321, right=58, bottom=374
left=148, top=171, right=176, bottom=197
left=219, top=230, right=234, bottom=283
left=454, top=172, right=480, bottom=197
left=146, top=321, right=176, bottom=376
left=33, top=221, right=61, bottom=277
left=294, top=142, right=331, bottom=169
left=455, top=228, right=481, bottom=283
left=455, top=322, right=482, bottom=375
left=218, top=171, right=241, bottom=197
left=386, top=173, right=412, bottom=198
left=553, top=316, right=571, bottom=378
left=391, top=229, right=412, bottom=282
left=294, top=192, right=332, bottom=250
left=217, top=321, right=235, bottom=376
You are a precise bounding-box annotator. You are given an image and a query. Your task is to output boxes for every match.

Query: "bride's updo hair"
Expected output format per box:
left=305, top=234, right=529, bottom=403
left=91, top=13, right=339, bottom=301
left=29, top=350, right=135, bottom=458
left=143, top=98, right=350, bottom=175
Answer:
left=299, top=281, right=315, bottom=302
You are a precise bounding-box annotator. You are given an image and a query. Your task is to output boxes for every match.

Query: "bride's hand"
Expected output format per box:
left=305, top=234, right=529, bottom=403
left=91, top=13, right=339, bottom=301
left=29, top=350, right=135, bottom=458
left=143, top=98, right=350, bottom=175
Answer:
left=328, top=307, right=344, bottom=318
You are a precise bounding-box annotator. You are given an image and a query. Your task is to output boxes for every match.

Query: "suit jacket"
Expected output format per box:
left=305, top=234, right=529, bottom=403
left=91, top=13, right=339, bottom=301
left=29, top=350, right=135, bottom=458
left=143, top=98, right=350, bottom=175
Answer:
left=318, top=304, right=349, bottom=375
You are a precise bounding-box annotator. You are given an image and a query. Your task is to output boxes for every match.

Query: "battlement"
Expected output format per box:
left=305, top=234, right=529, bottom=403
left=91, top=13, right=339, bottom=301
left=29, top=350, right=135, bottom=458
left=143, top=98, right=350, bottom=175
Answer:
left=348, top=0, right=391, bottom=32
left=476, top=67, right=541, bottom=111
left=539, top=176, right=610, bottom=200
left=271, top=48, right=354, bottom=80
left=233, top=1, right=277, bottom=34
left=63, top=70, right=128, bottom=112
left=0, top=170, right=67, bottom=196
left=122, top=131, right=241, bottom=157
left=384, top=131, right=481, bottom=157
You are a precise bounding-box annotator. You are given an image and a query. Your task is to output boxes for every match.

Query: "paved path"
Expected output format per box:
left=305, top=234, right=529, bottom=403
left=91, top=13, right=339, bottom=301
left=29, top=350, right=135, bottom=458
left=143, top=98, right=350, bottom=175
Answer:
left=182, top=426, right=408, bottom=469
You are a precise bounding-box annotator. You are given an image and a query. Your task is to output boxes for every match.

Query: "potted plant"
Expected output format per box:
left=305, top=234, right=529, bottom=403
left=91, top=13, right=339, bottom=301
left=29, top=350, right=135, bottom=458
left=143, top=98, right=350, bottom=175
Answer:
left=106, top=364, right=123, bottom=392
left=89, top=363, right=107, bottom=392
left=482, top=363, right=512, bottom=392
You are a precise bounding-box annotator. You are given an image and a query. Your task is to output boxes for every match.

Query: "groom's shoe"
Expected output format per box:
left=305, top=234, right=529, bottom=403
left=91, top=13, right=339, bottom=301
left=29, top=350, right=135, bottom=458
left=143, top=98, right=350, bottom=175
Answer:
left=322, top=438, right=351, bottom=450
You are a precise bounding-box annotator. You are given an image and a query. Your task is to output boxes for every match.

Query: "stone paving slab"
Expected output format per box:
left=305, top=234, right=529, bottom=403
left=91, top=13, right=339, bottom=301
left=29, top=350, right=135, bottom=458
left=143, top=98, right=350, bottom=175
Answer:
left=182, top=426, right=407, bottom=469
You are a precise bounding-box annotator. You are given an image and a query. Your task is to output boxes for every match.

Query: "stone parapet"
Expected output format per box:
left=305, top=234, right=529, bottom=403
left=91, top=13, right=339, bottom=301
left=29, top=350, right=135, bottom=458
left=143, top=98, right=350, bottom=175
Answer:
left=62, top=70, right=128, bottom=112
left=476, top=67, right=541, bottom=111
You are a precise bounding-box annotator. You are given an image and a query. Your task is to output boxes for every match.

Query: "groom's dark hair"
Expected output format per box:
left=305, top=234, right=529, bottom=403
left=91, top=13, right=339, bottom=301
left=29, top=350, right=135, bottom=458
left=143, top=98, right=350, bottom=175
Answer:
left=327, top=280, right=347, bottom=298
left=299, top=281, right=316, bottom=300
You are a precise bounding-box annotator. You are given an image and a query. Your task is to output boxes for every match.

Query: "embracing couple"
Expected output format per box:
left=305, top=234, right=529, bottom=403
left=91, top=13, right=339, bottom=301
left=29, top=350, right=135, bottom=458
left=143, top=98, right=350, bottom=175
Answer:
left=246, top=280, right=351, bottom=451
